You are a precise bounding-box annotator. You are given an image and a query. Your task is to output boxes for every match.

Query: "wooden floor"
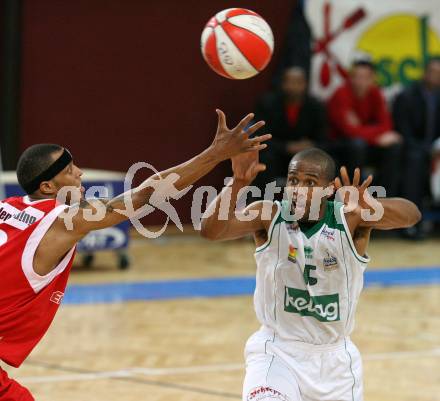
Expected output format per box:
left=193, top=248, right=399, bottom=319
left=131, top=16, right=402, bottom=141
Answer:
left=3, top=234, right=440, bottom=401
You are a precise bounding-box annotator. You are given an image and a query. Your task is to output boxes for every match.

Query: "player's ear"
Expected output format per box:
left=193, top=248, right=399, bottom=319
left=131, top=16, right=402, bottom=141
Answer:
left=39, top=180, right=57, bottom=196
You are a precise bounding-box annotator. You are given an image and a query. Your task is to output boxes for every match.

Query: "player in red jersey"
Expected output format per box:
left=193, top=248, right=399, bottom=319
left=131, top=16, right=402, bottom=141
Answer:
left=0, top=110, right=270, bottom=400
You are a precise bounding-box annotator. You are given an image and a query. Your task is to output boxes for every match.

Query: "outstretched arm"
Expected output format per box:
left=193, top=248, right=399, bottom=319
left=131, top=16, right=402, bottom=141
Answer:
left=200, top=180, right=275, bottom=241
left=201, top=143, right=276, bottom=242
left=359, top=197, right=421, bottom=230
left=72, top=110, right=270, bottom=233
left=35, top=110, right=271, bottom=275
left=335, top=167, right=421, bottom=235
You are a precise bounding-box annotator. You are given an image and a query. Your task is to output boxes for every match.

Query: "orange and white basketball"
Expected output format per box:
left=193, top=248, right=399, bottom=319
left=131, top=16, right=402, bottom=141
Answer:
left=201, top=8, right=274, bottom=79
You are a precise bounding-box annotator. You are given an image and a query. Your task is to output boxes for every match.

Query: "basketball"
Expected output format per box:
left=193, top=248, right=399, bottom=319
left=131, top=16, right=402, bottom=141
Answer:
left=201, top=8, right=274, bottom=79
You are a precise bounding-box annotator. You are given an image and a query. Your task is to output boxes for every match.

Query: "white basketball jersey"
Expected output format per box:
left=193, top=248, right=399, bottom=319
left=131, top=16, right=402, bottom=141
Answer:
left=253, top=200, right=369, bottom=345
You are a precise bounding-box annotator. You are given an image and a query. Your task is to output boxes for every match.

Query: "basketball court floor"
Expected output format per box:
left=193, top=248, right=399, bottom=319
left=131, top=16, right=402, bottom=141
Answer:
left=2, top=233, right=439, bottom=401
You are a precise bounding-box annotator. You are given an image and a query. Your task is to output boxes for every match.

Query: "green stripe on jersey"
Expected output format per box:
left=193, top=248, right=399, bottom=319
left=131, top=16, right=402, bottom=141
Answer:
left=282, top=200, right=345, bottom=239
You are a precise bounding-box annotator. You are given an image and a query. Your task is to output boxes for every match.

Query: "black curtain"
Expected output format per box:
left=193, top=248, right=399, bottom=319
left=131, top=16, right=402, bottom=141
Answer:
left=1, top=0, right=22, bottom=170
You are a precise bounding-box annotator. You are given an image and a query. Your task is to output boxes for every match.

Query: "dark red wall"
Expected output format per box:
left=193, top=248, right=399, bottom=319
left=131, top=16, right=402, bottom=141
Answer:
left=20, top=0, right=294, bottom=223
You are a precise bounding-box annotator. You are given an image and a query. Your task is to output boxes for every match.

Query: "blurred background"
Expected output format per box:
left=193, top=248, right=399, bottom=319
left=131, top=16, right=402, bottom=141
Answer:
left=0, top=1, right=439, bottom=400
left=2, top=0, right=440, bottom=236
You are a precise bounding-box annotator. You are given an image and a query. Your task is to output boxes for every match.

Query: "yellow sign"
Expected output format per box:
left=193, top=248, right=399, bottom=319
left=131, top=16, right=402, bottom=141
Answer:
left=356, top=14, right=440, bottom=86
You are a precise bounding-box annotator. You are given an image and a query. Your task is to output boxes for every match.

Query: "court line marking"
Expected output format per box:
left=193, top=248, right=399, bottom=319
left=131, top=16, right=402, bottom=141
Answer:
left=63, top=266, right=440, bottom=305
left=22, top=360, right=239, bottom=399
left=19, top=348, right=440, bottom=384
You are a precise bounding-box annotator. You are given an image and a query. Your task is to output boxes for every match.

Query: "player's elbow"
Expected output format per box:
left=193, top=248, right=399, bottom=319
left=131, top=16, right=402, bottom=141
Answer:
left=407, top=205, right=422, bottom=227
left=401, top=201, right=422, bottom=228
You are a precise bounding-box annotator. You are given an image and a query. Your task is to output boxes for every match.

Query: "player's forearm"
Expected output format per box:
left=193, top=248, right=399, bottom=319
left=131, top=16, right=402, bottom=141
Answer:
left=200, top=177, right=250, bottom=240
left=362, top=198, right=421, bottom=229
left=107, top=146, right=220, bottom=212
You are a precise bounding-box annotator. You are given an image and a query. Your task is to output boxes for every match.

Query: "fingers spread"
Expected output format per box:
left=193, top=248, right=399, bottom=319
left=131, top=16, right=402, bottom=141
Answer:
left=360, top=174, right=373, bottom=191
left=340, top=166, right=351, bottom=186
left=235, top=113, right=254, bottom=132
left=247, top=134, right=272, bottom=146
left=244, top=143, right=267, bottom=152
left=353, top=167, right=360, bottom=187
left=246, top=120, right=265, bottom=135
left=334, top=177, right=342, bottom=190
left=256, top=163, right=266, bottom=173
left=216, top=109, right=227, bottom=129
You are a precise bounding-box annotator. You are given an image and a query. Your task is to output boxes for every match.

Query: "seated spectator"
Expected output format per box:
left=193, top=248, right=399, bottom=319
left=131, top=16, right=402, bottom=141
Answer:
left=254, top=66, right=326, bottom=190
left=393, top=57, right=440, bottom=238
left=327, top=60, right=402, bottom=197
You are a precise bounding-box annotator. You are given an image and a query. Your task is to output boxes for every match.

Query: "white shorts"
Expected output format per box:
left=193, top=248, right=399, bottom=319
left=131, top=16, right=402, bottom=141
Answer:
left=243, top=331, right=363, bottom=401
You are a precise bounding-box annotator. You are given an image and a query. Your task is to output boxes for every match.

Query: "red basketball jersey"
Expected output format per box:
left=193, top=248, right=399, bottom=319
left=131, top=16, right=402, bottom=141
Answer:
left=0, top=196, right=76, bottom=367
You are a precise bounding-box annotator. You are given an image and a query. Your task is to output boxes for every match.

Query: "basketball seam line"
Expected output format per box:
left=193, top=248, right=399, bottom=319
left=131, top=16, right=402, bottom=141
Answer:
left=226, top=17, right=273, bottom=59
left=204, top=28, right=230, bottom=78
left=218, top=25, right=260, bottom=73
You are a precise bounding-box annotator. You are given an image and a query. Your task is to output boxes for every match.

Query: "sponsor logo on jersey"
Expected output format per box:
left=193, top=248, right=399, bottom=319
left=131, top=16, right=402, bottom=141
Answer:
left=0, top=202, right=44, bottom=230
left=0, top=207, right=13, bottom=222
left=304, top=246, right=313, bottom=259
left=287, top=245, right=297, bottom=263
left=284, top=287, right=340, bottom=322
left=247, top=386, right=289, bottom=401
left=50, top=291, right=64, bottom=305
left=323, top=251, right=338, bottom=271
left=321, top=227, right=335, bottom=241
left=13, top=210, right=38, bottom=226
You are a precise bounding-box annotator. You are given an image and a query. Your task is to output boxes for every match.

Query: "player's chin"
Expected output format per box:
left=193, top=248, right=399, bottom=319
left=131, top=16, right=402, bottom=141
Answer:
left=294, top=205, right=307, bottom=220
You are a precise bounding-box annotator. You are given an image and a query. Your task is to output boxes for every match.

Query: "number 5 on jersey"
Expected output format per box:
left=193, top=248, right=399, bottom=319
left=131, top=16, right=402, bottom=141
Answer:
left=304, top=264, right=317, bottom=286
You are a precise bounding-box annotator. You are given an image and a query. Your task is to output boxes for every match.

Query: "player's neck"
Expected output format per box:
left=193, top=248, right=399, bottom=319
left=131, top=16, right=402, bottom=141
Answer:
left=27, top=193, right=55, bottom=202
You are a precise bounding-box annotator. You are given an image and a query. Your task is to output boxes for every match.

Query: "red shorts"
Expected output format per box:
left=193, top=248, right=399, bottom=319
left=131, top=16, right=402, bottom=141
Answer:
left=0, top=368, right=34, bottom=401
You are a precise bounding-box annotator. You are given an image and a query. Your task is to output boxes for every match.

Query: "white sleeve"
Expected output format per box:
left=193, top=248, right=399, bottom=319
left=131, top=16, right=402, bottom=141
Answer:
left=21, top=205, right=76, bottom=293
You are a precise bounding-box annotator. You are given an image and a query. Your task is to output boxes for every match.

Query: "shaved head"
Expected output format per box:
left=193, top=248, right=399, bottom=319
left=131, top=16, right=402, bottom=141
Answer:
left=290, top=148, right=336, bottom=182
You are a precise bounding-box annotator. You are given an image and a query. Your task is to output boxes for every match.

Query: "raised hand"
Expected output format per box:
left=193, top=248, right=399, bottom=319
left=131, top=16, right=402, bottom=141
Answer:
left=211, top=109, right=271, bottom=161
left=232, top=148, right=266, bottom=183
left=334, top=166, right=373, bottom=211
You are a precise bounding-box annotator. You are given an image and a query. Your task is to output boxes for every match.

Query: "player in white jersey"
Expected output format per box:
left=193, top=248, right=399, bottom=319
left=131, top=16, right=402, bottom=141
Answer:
left=201, top=148, right=420, bottom=401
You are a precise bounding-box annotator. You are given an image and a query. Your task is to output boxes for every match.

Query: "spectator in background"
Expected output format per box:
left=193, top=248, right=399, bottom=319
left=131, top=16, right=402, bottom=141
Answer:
left=431, top=138, right=440, bottom=204
left=393, top=57, right=440, bottom=238
left=327, top=60, right=402, bottom=197
left=254, top=66, right=326, bottom=189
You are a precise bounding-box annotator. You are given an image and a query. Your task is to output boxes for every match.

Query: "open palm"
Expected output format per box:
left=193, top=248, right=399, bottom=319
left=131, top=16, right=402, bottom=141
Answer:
left=232, top=148, right=266, bottom=183
left=334, top=166, right=373, bottom=211
left=212, top=109, right=271, bottom=161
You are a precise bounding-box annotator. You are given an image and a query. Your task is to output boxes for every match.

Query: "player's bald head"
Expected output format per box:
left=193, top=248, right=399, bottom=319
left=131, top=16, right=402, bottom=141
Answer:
left=289, top=148, right=336, bottom=182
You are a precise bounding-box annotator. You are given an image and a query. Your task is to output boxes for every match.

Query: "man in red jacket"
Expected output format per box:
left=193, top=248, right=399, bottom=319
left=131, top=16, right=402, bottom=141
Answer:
left=328, top=60, right=402, bottom=196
